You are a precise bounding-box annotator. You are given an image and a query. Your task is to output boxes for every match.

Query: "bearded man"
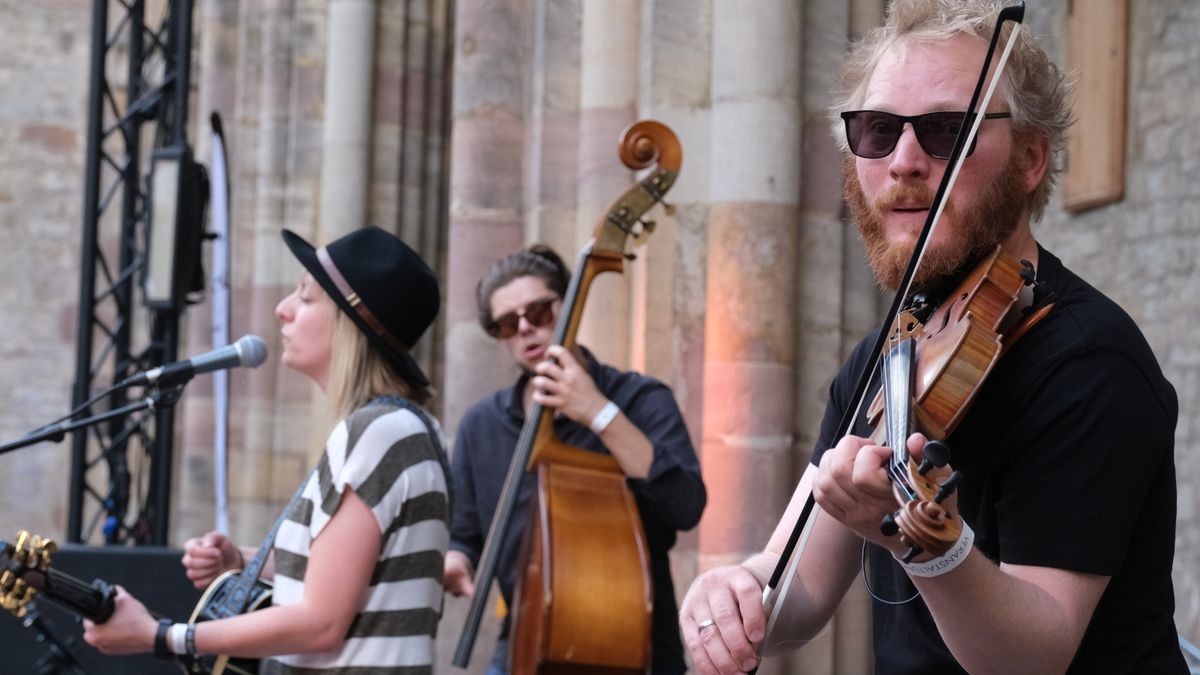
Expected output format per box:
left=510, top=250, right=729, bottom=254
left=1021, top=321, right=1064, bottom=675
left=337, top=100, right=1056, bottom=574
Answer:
left=678, top=1, right=1185, bottom=674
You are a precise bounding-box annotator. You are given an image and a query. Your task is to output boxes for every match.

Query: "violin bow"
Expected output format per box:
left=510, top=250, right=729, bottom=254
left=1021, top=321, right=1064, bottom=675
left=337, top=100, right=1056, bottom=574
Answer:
left=756, top=1, right=1027, bottom=657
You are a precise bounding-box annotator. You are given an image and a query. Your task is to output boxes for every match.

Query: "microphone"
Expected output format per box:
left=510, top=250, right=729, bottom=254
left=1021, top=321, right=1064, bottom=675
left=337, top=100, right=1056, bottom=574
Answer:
left=119, top=335, right=269, bottom=388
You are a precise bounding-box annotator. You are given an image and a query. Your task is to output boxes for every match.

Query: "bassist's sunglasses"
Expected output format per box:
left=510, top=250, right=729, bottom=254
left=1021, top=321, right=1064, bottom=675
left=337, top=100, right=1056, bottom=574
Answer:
left=840, top=110, right=1013, bottom=160
left=486, top=297, right=558, bottom=339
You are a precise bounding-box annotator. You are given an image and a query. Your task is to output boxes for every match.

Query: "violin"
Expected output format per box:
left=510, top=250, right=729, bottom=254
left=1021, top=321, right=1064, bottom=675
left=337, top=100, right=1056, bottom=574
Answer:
left=453, top=120, right=681, bottom=673
left=757, top=1, right=1039, bottom=657
left=869, top=245, right=1042, bottom=561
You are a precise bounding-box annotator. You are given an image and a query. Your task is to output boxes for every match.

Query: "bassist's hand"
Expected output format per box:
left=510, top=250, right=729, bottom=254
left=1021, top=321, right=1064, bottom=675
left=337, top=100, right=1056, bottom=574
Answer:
left=530, top=345, right=607, bottom=427
left=182, top=531, right=243, bottom=590
left=443, top=550, right=477, bottom=597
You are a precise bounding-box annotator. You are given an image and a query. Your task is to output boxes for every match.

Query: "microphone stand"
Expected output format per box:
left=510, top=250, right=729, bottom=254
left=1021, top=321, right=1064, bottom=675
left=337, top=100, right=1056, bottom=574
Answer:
left=0, top=386, right=182, bottom=457
left=0, top=385, right=183, bottom=674
left=21, top=602, right=89, bottom=675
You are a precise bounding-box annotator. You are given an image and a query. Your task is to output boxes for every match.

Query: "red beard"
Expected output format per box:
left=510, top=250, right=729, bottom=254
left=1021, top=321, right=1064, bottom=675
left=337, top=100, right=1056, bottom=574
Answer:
left=843, top=152, right=1029, bottom=292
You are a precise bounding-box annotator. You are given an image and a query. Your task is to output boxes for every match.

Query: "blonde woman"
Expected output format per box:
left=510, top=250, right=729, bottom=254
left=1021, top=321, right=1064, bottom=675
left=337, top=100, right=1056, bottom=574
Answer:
left=84, top=226, right=450, bottom=674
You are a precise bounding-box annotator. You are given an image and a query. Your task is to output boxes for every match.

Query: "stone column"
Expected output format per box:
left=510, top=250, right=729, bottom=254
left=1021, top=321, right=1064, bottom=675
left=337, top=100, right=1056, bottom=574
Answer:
left=697, top=0, right=804, bottom=634
left=525, top=0, right=581, bottom=256
left=366, top=1, right=453, bottom=397
left=232, top=0, right=307, bottom=541
left=783, top=2, right=885, bottom=673
left=175, top=0, right=242, bottom=542
left=574, top=0, right=640, bottom=367
left=443, top=0, right=531, bottom=438
left=319, top=0, right=377, bottom=242
left=638, top=0, right=715, bottom=626
left=439, top=3, right=534, bottom=669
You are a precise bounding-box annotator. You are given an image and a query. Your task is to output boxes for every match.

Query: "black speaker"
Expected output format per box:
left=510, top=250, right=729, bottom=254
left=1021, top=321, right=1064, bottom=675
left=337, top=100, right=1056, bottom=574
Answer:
left=0, top=545, right=202, bottom=674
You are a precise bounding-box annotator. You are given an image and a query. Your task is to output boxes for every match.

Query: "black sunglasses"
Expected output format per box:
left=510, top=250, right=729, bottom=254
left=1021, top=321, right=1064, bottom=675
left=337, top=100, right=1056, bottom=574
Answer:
left=840, top=110, right=1013, bottom=160
left=486, top=296, right=558, bottom=339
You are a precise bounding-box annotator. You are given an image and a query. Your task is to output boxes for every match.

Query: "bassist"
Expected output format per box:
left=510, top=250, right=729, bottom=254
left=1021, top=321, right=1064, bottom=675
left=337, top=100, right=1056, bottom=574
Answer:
left=444, top=245, right=707, bottom=674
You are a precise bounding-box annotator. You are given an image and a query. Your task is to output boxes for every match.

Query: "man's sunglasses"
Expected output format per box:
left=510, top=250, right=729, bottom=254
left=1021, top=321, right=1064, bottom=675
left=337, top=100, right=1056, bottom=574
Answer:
left=486, top=297, right=558, bottom=339
left=840, top=110, right=1013, bottom=160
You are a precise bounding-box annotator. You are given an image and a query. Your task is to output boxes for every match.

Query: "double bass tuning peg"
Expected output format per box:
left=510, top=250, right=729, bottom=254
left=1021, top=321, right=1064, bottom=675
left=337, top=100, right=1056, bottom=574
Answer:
left=632, top=218, right=657, bottom=244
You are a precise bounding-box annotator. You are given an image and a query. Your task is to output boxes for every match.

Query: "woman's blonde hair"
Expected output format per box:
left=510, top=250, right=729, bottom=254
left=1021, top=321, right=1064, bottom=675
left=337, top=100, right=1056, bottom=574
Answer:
left=830, top=0, right=1073, bottom=221
left=326, top=308, right=430, bottom=416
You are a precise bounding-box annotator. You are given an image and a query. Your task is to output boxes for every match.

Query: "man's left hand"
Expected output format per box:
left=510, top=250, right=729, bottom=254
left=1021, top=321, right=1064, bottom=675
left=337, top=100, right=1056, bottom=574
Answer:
left=813, top=432, right=955, bottom=558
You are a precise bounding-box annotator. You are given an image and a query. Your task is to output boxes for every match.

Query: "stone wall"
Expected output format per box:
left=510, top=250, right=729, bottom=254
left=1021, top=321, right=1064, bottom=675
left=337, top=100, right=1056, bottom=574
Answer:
left=0, top=0, right=92, bottom=542
left=1034, top=0, right=1200, bottom=638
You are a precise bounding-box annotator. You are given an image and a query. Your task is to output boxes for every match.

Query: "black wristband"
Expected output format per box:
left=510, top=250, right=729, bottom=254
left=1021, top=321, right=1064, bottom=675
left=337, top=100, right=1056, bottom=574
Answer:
left=153, top=618, right=173, bottom=659
left=185, top=623, right=197, bottom=656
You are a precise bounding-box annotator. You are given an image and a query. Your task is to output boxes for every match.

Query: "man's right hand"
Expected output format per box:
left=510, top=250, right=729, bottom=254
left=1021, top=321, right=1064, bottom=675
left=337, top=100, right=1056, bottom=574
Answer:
left=443, top=550, right=477, bottom=597
left=181, top=531, right=242, bottom=590
left=679, top=563, right=767, bottom=675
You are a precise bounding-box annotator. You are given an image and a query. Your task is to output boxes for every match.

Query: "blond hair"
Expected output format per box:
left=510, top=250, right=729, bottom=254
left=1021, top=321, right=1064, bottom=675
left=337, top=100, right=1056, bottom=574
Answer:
left=830, top=0, right=1073, bottom=220
left=326, top=309, right=430, bottom=417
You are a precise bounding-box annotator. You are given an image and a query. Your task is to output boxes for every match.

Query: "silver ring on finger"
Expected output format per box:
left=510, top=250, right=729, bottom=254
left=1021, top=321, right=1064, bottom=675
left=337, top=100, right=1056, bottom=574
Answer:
left=697, top=618, right=716, bottom=632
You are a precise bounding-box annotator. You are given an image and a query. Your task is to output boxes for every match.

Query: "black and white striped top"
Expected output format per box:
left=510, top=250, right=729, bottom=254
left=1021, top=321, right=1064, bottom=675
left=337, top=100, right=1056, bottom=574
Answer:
left=264, top=400, right=450, bottom=674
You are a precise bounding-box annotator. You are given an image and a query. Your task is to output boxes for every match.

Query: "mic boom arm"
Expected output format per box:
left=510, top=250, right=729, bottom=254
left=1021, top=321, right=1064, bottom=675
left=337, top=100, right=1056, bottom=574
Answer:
left=118, top=334, right=268, bottom=388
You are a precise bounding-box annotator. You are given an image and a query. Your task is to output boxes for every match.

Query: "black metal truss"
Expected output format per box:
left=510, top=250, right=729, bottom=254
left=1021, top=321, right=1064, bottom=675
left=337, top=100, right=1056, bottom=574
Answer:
left=68, top=0, right=197, bottom=546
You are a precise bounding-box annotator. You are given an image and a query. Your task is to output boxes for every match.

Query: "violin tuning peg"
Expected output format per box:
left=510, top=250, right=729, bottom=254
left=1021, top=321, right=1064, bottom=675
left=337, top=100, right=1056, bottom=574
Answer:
left=661, top=200, right=677, bottom=216
left=1020, top=259, right=1036, bottom=285
left=880, top=513, right=900, bottom=537
left=934, top=470, right=963, bottom=503
left=918, top=440, right=952, bottom=475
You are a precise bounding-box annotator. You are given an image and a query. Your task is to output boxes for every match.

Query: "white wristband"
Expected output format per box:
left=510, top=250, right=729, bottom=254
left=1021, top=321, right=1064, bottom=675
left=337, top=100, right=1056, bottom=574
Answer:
left=170, top=622, right=188, bottom=655
left=896, top=520, right=974, bottom=578
left=589, top=400, right=620, bottom=434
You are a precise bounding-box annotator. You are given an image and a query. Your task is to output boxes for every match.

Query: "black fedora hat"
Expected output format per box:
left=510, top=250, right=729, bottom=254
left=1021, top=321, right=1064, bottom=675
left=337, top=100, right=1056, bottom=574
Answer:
left=282, top=226, right=440, bottom=387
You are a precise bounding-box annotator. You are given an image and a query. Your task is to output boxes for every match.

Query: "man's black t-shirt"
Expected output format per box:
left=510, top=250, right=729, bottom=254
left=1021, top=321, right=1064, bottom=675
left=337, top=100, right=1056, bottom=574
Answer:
left=812, top=247, right=1186, bottom=674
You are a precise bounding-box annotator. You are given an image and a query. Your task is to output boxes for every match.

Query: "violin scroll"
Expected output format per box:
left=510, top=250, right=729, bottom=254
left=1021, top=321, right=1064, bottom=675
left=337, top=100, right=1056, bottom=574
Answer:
left=889, top=456, right=964, bottom=561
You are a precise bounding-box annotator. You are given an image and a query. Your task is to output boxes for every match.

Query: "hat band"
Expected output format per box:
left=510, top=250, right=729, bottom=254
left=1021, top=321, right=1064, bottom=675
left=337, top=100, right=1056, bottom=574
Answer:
left=316, top=246, right=413, bottom=356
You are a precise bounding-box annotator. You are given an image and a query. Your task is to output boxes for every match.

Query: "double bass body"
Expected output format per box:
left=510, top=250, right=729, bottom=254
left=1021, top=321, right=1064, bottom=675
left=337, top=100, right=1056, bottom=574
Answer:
left=512, top=457, right=652, bottom=674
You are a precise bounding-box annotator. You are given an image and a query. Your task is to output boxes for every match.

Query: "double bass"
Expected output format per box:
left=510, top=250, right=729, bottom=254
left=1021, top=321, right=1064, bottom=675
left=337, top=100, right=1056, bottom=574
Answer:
left=454, top=120, right=682, bottom=674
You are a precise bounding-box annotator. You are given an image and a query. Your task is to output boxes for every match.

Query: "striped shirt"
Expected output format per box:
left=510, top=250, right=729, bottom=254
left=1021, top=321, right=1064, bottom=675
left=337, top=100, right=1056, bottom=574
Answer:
left=264, top=400, right=450, bottom=674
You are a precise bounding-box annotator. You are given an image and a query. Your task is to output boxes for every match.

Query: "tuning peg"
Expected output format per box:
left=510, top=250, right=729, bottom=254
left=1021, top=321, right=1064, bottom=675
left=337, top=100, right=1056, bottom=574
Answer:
left=630, top=219, right=656, bottom=245
left=1020, top=259, right=1036, bottom=285
left=661, top=200, right=677, bottom=216
left=880, top=513, right=900, bottom=537
left=918, top=439, right=952, bottom=475
left=934, top=470, right=963, bottom=503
